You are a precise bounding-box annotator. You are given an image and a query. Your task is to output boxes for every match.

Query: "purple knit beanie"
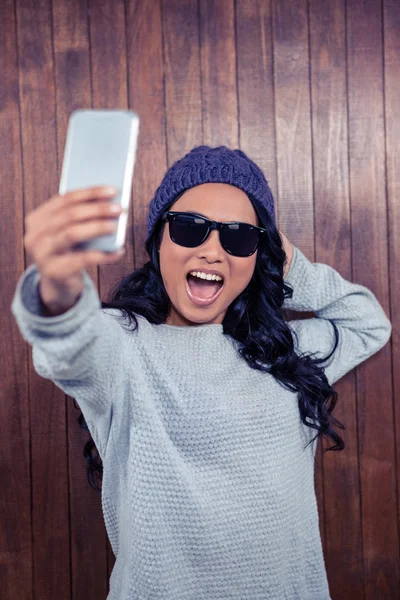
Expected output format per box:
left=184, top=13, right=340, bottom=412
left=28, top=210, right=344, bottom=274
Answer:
left=146, top=145, right=276, bottom=240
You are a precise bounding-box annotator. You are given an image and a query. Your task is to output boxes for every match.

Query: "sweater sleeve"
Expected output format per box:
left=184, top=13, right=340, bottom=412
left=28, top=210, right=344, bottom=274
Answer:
left=10, top=264, right=128, bottom=458
left=282, top=245, right=392, bottom=385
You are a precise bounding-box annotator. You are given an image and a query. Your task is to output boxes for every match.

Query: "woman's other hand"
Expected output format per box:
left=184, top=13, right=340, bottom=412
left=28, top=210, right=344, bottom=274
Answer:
left=279, top=231, right=294, bottom=279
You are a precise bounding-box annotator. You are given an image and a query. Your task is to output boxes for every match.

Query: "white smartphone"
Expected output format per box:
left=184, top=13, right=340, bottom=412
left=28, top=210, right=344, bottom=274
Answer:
left=59, top=109, right=139, bottom=252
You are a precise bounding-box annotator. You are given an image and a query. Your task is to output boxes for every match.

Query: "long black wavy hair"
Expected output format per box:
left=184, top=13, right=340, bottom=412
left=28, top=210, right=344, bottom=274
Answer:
left=76, top=198, right=345, bottom=492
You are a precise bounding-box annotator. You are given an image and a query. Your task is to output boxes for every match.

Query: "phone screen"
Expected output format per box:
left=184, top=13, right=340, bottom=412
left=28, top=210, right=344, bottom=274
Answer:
left=59, top=109, right=139, bottom=253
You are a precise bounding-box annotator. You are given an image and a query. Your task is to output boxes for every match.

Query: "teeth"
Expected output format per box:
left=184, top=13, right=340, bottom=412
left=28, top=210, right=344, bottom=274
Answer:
left=189, top=271, right=223, bottom=282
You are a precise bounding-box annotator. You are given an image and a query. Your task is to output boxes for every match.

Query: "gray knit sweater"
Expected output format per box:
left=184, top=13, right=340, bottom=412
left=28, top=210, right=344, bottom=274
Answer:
left=11, top=245, right=391, bottom=600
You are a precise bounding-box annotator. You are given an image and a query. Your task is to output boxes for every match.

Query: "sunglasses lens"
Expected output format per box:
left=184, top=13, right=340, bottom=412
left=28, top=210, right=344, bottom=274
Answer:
left=220, top=223, right=261, bottom=257
left=170, top=214, right=209, bottom=247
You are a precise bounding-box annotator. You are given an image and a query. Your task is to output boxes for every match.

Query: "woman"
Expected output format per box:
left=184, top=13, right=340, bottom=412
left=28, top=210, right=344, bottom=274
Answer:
left=11, top=146, right=391, bottom=599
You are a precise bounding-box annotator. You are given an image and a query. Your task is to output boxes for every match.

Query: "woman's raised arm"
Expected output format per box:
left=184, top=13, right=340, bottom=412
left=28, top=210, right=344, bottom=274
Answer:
left=283, top=245, right=392, bottom=385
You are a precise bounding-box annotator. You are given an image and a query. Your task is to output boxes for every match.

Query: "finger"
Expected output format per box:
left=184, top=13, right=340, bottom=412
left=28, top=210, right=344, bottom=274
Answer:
left=40, top=248, right=125, bottom=280
left=33, top=219, right=119, bottom=262
left=27, top=200, right=122, bottom=245
left=60, top=185, right=117, bottom=204
left=26, top=186, right=117, bottom=230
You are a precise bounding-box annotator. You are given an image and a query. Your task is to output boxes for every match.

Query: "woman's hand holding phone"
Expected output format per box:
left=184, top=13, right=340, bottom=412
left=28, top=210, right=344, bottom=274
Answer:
left=23, top=186, right=125, bottom=316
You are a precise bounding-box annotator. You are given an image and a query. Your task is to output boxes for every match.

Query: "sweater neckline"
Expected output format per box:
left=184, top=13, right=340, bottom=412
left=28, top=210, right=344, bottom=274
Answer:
left=135, top=313, right=225, bottom=336
left=156, top=321, right=223, bottom=332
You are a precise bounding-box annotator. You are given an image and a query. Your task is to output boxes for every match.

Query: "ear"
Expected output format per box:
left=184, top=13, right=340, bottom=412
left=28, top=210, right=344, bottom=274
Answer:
left=157, top=223, right=166, bottom=253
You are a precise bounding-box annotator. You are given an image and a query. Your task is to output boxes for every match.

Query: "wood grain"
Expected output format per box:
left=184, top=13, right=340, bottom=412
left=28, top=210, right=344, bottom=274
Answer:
left=347, top=0, right=398, bottom=597
left=15, top=0, right=71, bottom=597
left=383, top=0, right=400, bottom=590
left=272, top=0, right=314, bottom=258
left=236, top=0, right=278, bottom=210
left=126, top=0, right=167, bottom=268
left=162, top=0, right=202, bottom=166
left=0, top=1, right=33, bottom=598
left=309, top=0, right=363, bottom=596
left=200, top=0, right=238, bottom=148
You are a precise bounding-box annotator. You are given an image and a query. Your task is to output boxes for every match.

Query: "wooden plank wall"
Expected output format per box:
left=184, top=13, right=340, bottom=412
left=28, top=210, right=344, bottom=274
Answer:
left=1, top=0, right=398, bottom=598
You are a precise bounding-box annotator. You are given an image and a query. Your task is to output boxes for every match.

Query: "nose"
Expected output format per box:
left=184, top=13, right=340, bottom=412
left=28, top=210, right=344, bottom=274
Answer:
left=196, top=229, right=224, bottom=262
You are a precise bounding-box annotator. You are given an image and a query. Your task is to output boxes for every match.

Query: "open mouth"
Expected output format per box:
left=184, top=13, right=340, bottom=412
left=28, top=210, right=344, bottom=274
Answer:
left=186, top=272, right=224, bottom=306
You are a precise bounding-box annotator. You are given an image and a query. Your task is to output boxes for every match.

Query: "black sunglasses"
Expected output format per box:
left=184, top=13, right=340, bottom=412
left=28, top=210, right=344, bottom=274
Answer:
left=162, top=211, right=267, bottom=257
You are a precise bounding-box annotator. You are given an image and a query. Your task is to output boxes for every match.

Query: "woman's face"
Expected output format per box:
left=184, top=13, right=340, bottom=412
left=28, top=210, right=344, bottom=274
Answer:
left=158, top=183, right=259, bottom=326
